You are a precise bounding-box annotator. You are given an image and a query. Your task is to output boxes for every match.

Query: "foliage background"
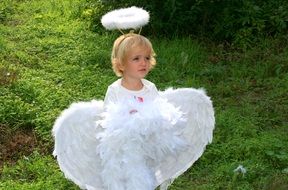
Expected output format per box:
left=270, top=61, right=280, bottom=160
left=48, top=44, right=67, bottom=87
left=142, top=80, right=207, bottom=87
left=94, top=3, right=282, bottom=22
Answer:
left=88, top=0, right=288, bottom=48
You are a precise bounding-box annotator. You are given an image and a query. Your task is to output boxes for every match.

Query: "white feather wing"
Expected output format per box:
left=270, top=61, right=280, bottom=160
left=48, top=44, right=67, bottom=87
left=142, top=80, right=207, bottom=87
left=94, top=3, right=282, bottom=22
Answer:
left=155, top=88, right=215, bottom=184
left=52, top=100, right=105, bottom=190
left=52, top=88, right=215, bottom=189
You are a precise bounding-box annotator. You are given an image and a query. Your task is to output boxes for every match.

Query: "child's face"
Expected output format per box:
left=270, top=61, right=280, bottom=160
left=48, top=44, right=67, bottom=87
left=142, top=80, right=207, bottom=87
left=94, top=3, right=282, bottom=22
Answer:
left=122, top=45, right=151, bottom=80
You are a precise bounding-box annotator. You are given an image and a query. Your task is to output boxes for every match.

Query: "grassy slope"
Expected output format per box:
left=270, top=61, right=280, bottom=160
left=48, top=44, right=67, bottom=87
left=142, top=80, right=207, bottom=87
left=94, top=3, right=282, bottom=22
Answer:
left=1, top=0, right=288, bottom=189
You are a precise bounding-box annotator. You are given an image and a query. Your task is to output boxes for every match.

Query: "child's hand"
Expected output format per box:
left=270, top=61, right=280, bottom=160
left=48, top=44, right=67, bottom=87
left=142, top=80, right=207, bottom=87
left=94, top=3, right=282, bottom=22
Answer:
left=129, top=109, right=138, bottom=114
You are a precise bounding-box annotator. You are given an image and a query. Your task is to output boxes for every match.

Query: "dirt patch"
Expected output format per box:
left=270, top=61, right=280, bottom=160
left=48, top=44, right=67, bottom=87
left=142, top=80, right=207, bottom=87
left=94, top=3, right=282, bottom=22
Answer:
left=0, top=124, right=38, bottom=168
left=264, top=174, right=288, bottom=190
left=0, top=67, right=18, bottom=86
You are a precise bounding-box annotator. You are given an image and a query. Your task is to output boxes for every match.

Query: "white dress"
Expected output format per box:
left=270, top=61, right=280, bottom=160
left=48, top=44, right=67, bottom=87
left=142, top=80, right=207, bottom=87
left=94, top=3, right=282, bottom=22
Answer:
left=103, top=79, right=159, bottom=106
left=52, top=79, right=215, bottom=190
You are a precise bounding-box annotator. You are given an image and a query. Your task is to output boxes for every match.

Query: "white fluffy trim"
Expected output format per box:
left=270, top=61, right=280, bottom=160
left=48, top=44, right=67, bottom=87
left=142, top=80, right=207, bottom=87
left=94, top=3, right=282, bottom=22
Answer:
left=97, top=98, right=188, bottom=190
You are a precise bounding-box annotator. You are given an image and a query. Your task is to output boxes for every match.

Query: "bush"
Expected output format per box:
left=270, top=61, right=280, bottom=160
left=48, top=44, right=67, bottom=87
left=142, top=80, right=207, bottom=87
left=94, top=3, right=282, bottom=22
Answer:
left=87, top=0, right=288, bottom=47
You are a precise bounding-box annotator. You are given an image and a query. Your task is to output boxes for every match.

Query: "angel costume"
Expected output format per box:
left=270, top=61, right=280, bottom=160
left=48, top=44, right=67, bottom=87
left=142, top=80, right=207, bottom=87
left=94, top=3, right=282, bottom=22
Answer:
left=52, top=78, right=215, bottom=190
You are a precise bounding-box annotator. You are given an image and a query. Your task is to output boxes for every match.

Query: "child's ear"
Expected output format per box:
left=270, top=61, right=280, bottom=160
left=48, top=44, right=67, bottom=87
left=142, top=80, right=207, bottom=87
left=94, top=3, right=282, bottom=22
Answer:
left=119, top=64, right=125, bottom=71
left=114, top=58, right=125, bottom=71
left=118, top=61, right=125, bottom=71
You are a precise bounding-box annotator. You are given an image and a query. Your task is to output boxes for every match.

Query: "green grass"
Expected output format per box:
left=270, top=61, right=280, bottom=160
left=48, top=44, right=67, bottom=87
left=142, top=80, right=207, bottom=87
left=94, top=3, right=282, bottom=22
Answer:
left=1, top=0, right=288, bottom=189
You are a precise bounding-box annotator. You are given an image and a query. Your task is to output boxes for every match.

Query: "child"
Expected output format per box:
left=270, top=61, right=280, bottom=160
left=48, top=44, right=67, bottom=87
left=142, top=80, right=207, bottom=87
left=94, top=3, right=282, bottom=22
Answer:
left=53, top=32, right=215, bottom=190
left=100, top=33, right=184, bottom=190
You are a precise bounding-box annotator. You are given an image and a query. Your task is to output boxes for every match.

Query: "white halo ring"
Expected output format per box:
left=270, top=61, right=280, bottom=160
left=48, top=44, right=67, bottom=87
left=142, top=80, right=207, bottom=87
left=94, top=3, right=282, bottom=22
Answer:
left=101, top=6, right=149, bottom=30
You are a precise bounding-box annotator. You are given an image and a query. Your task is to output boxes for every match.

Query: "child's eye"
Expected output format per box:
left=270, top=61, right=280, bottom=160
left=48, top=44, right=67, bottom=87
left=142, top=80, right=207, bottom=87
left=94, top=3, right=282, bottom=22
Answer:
left=133, top=57, right=139, bottom=61
left=145, top=57, right=151, bottom=61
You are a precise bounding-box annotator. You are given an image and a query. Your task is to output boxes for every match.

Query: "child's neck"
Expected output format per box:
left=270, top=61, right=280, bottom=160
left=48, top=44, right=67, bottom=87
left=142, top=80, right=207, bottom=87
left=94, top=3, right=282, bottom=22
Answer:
left=121, top=77, right=144, bottom=91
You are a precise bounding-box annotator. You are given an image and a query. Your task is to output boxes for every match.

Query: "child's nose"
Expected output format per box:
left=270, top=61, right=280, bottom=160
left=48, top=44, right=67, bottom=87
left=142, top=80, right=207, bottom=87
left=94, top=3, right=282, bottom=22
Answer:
left=141, top=58, right=147, bottom=65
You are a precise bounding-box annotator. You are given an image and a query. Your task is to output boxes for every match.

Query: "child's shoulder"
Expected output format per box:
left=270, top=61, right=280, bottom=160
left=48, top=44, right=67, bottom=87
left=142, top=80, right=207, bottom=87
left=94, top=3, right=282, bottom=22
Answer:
left=142, top=79, right=157, bottom=90
left=141, top=78, right=153, bottom=84
left=108, top=79, right=121, bottom=89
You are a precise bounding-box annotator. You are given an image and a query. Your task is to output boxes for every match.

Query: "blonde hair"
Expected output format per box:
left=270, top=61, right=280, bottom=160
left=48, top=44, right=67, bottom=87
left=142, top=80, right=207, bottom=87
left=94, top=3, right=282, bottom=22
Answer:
left=111, top=33, right=156, bottom=77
